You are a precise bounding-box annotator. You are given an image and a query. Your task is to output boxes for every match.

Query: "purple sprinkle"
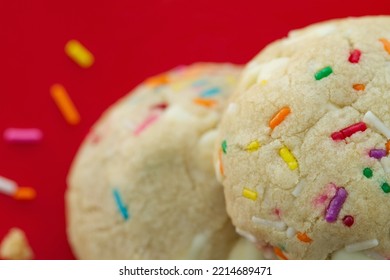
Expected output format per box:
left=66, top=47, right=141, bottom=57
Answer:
left=325, top=187, right=348, bottom=223
left=369, top=149, right=387, bottom=159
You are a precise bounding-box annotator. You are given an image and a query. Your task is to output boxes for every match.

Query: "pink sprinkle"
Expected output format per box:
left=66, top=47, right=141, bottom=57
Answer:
left=369, top=149, right=387, bottom=159
left=133, top=114, right=160, bottom=136
left=3, top=128, right=43, bottom=143
left=325, top=187, right=348, bottom=223
left=348, top=49, right=361, bottom=63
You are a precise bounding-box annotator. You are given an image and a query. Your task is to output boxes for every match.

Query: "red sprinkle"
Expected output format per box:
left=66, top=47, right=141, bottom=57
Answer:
left=348, top=49, right=361, bottom=63
left=152, top=103, right=168, bottom=110
left=331, top=122, right=367, bottom=141
left=342, top=215, right=354, bottom=227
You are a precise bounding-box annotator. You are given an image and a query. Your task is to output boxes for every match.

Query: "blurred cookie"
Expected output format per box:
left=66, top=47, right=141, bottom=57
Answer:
left=67, top=63, right=243, bottom=259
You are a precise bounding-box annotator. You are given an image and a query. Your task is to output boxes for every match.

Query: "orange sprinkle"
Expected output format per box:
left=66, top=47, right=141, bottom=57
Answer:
left=296, top=232, right=312, bottom=243
left=273, top=247, right=288, bottom=260
left=13, top=187, right=36, bottom=200
left=353, top=84, right=365, bottom=91
left=50, top=84, right=81, bottom=125
left=218, top=149, right=224, bottom=176
left=193, top=98, right=216, bottom=107
left=379, top=38, right=390, bottom=55
left=145, top=74, right=169, bottom=87
left=269, top=107, right=291, bottom=130
left=386, top=140, right=390, bottom=155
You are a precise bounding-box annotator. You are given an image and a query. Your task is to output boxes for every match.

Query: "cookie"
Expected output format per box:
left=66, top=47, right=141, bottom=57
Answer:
left=215, top=16, right=390, bottom=260
left=66, top=63, right=244, bottom=259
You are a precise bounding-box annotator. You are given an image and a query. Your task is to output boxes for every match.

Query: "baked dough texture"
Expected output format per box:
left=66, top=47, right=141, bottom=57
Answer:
left=215, top=16, right=390, bottom=260
left=66, top=63, right=243, bottom=259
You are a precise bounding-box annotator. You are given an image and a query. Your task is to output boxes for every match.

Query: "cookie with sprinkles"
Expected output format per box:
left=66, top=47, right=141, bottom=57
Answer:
left=215, top=16, right=390, bottom=260
left=66, top=63, right=265, bottom=260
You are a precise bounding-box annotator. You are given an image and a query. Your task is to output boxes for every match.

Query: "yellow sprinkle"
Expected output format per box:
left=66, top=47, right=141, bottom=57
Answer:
left=64, top=39, right=94, bottom=68
left=226, top=75, right=237, bottom=86
left=260, top=80, right=268, bottom=86
left=50, top=84, right=81, bottom=125
left=245, top=140, right=261, bottom=152
left=279, top=146, right=298, bottom=170
left=242, top=188, right=257, bottom=200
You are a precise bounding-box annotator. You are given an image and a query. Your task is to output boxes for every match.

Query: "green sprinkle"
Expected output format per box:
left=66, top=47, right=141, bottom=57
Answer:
left=381, top=182, right=390, bottom=193
left=314, top=66, right=333, bottom=80
left=363, top=167, right=373, bottom=178
left=221, top=140, right=227, bottom=154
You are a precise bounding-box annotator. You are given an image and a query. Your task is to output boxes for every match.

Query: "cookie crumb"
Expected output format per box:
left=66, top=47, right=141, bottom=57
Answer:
left=0, top=228, right=34, bottom=260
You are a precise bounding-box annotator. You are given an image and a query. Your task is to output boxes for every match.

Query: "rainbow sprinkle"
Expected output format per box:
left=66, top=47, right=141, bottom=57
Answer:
left=296, top=232, right=312, bottom=243
left=273, top=247, right=288, bottom=260
left=363, top=167, right=373, bottom=178
left=345, top=239, right=378, bottom=252
left=381, top=182, right=390, bottom=193
left=314, top=66, right=333, bottom=80
left=3, top=128, right=43, bottom=144
left=279, top=146, right=298, bottom=170
left=348, top=49, right=361, bottom=63
left=200, top=87, right=221, bottom=98
left=221, top=140, right=227, bottom=154
left=331, top=122, right=367, bottom=141
left=252, top=216, right=287, bottom=231
left=235, top=228, right=257, bottom=243
left=112, top=188, right=129, bottom=220
left=292, top=180, right=305, bottom=197
left=245, top=140, right=260, bottom=152
left=242, top=188, right=258, bottom=201
left=369, top=148, right=387, bottom=159
left=342, top=215, right=354, bottom=227
left=0, top=176, right=36, bottom=200
left=0, top=176, right=17, bottom=196
left=352, top=84, right=365, bottom=91
left=50, top=84, right=81, bottom=125
left=64, top=39, right=94, bottom=68
left=13, top=187, right=36, bottom=200
left=363, top=111, right=390, bottom=139
left=325, top=186, right=347, bottom=223
left=193, top=98, right=216, bottom=107
left=269, top=107, right=291, bottom=130
left=133, top=114, right=160, bottom=136
left=379, top=38, right=390, bottom=55
left=145, top=73, right=169, bottom=87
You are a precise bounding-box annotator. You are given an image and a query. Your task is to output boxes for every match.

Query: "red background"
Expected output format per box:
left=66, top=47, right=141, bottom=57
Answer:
left=0, top=0, right=389, bottom=260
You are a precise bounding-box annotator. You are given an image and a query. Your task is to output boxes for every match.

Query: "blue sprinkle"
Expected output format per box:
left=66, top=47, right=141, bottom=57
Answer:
left=201, top=87, right=221, bottom=98
left=112, top=188, right=129, bottom=220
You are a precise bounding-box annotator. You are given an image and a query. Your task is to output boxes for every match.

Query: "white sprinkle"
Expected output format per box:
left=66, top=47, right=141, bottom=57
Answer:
left=380, top=156, right=390, bottom=174
left=227, top=103, right=238, bottom=115
left=256, top=57, right=290, bottom=83
left=235, top=228, right=257, bottom=243
left=292, top=180, right=305, bottom=197
left=0, top=176, right=17, bottom=196
left=363, top=111, right=390, bottom=139
left=345, top=239, right=379, bottom=253
left=286, top=227, right=296, bottom=238
left=252, top=216, right=287, bottom=231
